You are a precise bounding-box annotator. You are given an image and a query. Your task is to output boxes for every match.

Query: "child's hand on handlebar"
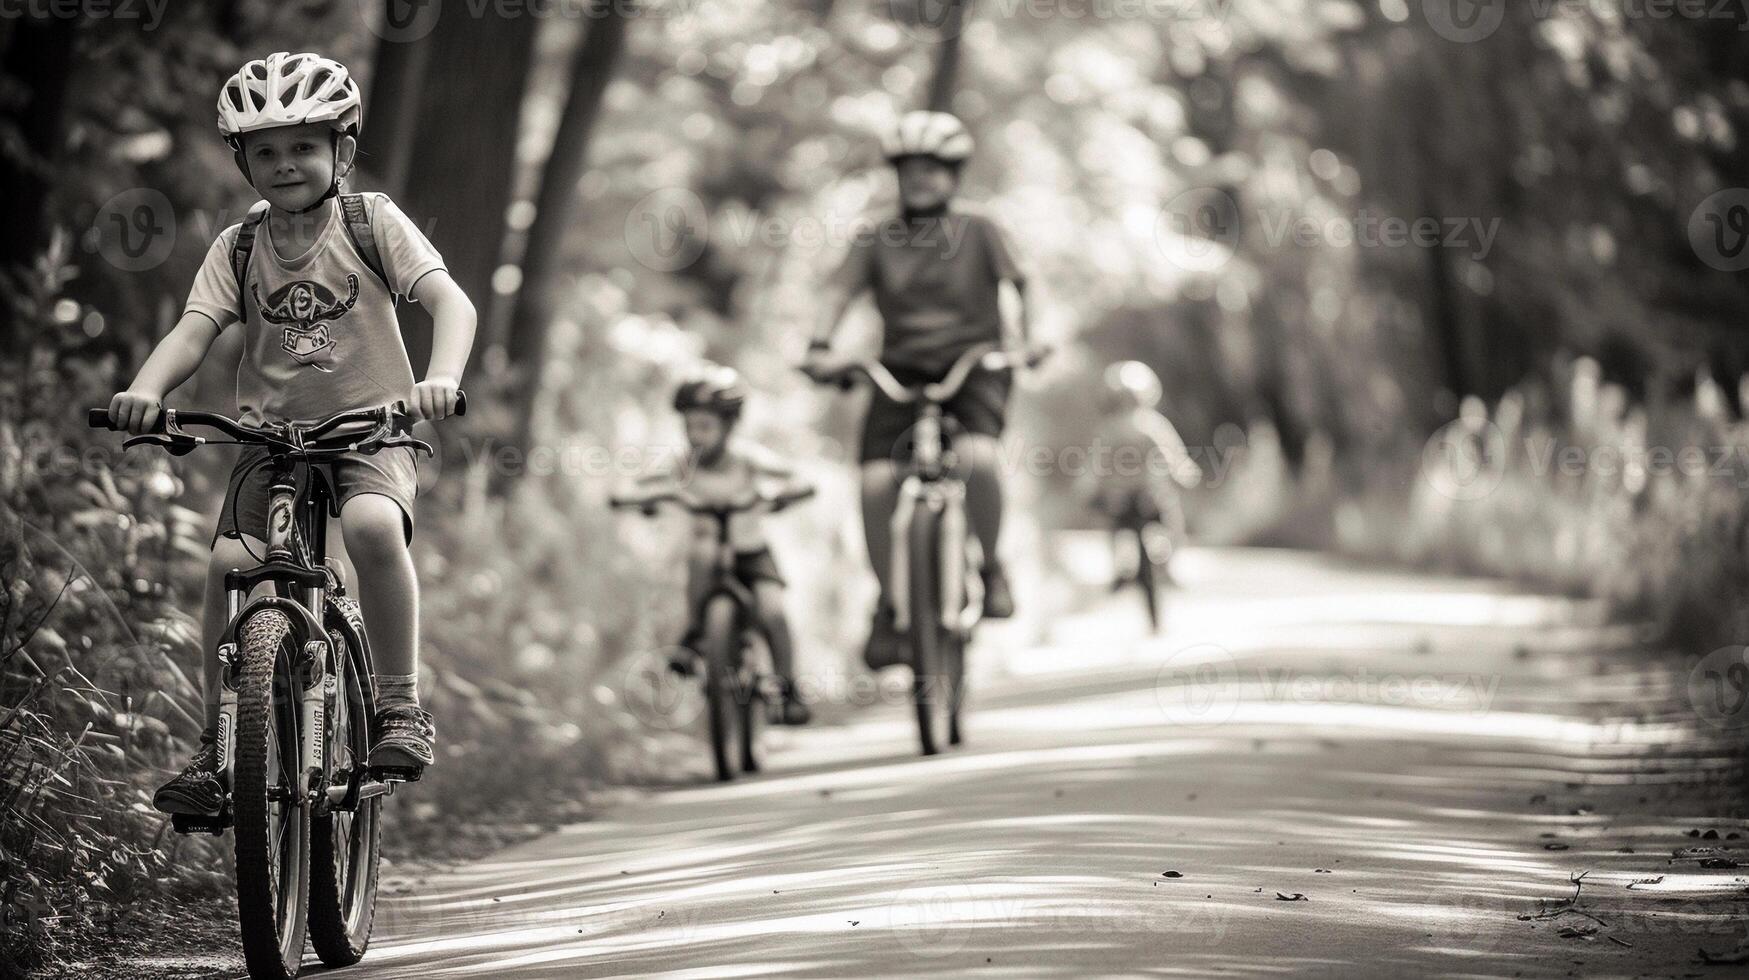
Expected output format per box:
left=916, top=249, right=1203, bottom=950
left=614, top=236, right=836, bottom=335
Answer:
left=108, top=390, right=164, bottom=435
left=412, top=377, right=462, bottom=421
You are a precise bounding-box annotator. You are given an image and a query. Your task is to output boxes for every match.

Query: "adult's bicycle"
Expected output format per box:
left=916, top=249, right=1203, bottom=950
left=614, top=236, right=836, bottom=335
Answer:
left=810, top=343, right=1047, bottom=755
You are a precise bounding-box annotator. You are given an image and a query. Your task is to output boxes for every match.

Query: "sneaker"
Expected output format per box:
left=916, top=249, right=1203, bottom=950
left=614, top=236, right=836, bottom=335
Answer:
left=153, top=729, right=225, bottom=816
left=863, top=601, right=906, bottom=671
left=368, top=703, right=436, bottom=774
left=770, top=680, right=812, bottom=726
left=981, top=562, right=1015, bottom=619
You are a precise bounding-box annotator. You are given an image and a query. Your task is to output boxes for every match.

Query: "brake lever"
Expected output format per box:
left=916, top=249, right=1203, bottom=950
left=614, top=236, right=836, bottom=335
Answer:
left=375, top=434, right=435, bottom=458
left=123, top=434, right=201, bottom=456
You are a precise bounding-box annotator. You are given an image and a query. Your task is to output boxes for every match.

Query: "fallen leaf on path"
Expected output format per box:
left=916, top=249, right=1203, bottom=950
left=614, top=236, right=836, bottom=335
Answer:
left=1161, top=871, right=1183, bottom=878
left=1314, top=869, right=1332, bottom=873
left=1545, top=843, right=1570, bottom=851
left=1275, top=892, right=1308, bottom=902
left=1557, top=925, right=1598, bottom=940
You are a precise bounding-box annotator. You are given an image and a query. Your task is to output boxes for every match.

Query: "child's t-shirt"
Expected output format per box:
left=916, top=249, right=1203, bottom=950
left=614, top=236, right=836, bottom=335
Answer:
left=636, top=439, right=796, bottom=554
left=834, top=204, right=1026, bottom=377
left=183, top=193, right=445, bottom=425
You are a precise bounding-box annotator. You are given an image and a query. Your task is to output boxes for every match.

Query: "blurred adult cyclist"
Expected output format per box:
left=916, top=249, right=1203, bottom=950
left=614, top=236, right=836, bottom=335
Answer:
left=803, top=110, right=1037, bottom=666
left=1078, top=361, right=1202, bottom=582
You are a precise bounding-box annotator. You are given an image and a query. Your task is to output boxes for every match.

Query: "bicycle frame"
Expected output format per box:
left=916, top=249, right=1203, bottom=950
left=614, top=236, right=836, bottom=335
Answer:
left=219, top=457, right=335, bottom=807
left=88, top=402, right=438, bottom=827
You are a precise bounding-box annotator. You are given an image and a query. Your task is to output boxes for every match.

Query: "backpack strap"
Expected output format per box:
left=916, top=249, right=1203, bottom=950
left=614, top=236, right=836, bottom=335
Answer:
left=339, top=193, right=392, bottom=295
left=229, top=201, right=270, bottom=315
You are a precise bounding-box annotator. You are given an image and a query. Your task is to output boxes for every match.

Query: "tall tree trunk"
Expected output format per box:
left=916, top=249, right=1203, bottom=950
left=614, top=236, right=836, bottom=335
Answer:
left=391, top=7, right=538, bottom=376
left=925, top=0, right=967, bottom=113
left=499, top=4, right=631, bottom=477
left=360, top=22, right=432, bottom=199
left=0, top=16, right=77, bottom=287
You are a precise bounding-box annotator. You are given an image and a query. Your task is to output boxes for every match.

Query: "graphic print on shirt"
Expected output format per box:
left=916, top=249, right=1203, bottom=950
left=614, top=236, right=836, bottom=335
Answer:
left=252, top=274, right=361, bottom=371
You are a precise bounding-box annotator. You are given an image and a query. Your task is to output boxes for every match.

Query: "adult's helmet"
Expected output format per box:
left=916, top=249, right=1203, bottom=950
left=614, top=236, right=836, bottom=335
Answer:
left=217, top=52, right=362, bottom=144
left=882, top=111, right=974, bottom=165
left=1102, top=361, right=1163, bottom=411
left=673, top=366, right=748, bottom=419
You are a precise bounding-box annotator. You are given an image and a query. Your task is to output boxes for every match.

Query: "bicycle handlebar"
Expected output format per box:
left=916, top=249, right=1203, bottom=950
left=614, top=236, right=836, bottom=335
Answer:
left=807, top=343, right=1050, bottom=404
left=86, top=391, right=467, bottom=458
left=609, top=485, right=816, bottom=517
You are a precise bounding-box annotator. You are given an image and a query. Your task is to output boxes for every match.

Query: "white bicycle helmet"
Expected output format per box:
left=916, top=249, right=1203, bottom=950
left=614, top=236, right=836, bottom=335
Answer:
left=1103, top=361, right=1163, bottom=411
left=217, top=52, right=361, bottom=143
left=882, top=111, right=975, bottom=165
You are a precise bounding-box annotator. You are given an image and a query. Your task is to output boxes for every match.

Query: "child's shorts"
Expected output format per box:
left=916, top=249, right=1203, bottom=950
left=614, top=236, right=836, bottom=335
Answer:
left=858, top=363, right=1011, bottom=464
left=215, top=446, right=418, bottom=546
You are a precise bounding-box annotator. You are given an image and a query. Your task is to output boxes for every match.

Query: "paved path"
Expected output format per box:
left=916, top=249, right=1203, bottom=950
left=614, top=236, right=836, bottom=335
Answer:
left=337, top=548, right=1746, bottom=978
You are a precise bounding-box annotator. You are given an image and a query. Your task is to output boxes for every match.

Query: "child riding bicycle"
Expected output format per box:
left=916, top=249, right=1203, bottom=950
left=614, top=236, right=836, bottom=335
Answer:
left=1079, top=361, right=1202, bottom=582
left=106, top=52, right=476, bottom=813
left=802, top=110, right=1039, bottom=668
left=621, top=367, right=814, bottom=725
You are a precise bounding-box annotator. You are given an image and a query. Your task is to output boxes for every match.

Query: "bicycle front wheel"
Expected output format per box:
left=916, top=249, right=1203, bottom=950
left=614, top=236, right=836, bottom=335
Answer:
left=1135, top=526, right=1160, bottom=631
left=231, top=609, right=311, bottom=980
left=309, top=623, right=381, bottom=967
left=909, top=506, right=961, bottom=756
left=700, top=596, right=742, bottom=783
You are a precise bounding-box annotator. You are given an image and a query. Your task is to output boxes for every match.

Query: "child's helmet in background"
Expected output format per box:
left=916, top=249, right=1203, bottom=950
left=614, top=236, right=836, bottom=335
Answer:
left=1102, top=361, right=1163, bottom=411
left=218, top=52, right=362, bottom=142
left=673, top=366, right=748, bottom=420
left=882, top=111, right=975, bottom=166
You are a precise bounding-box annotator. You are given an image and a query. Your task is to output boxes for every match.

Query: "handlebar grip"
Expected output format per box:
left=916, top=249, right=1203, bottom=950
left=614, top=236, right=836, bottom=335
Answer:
left=88, top=409, right=118, bottom=430
left=393, top=389, right=468, bottom=420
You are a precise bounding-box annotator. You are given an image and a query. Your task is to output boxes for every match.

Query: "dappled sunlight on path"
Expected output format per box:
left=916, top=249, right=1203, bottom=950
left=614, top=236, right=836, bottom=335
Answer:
left=340, top=549, right=1745, bottom=979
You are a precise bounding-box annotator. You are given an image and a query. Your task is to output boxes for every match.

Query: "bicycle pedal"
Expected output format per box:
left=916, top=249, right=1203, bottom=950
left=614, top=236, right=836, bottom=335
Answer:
left=170, top=811, right=232, bottom=835
left=371, top=765, right=423, bottom=784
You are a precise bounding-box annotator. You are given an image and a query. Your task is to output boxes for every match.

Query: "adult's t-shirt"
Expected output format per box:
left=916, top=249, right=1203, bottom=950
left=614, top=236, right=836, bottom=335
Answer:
left=835, top=205, right=1026, bottom=377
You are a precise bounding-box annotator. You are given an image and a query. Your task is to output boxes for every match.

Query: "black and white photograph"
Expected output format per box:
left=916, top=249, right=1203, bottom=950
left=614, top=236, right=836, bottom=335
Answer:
left=3, top=0, right=1749, bottom=976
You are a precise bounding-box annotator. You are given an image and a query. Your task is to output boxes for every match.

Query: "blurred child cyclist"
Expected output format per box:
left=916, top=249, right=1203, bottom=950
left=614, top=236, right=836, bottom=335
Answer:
left=1078, top=361, right=1202, bottom=584
left=803, top=110, right=1039, bottom=667
left=107, top=52, right=477, bottom=813
left=625, top=367, right=815, bottom=725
